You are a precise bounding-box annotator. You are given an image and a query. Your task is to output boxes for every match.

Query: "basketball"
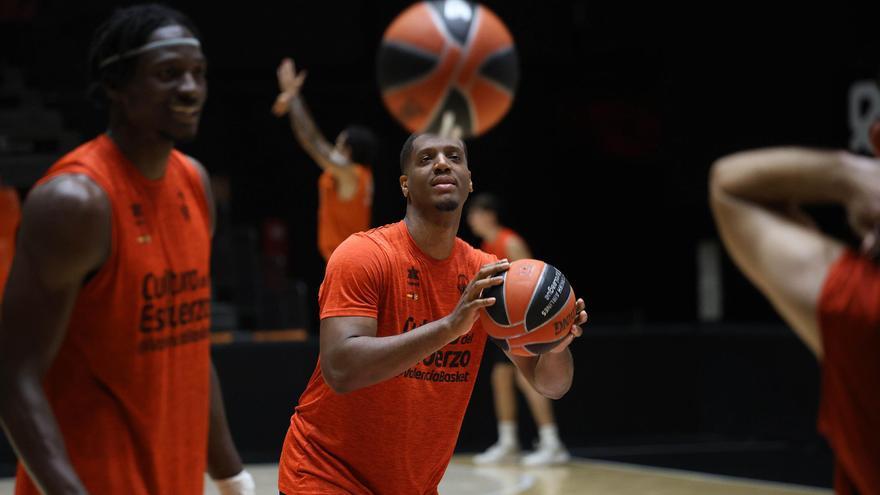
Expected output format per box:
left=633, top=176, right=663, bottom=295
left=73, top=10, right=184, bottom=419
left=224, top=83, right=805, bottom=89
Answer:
left=377, top=0, right=519, bottom=138
left=479, top=259, right=578, bottom=357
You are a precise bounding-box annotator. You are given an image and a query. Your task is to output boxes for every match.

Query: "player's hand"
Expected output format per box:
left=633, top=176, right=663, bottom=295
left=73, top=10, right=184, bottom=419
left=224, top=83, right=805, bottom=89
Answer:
left=212, top=469, right=255, bottom=495
left=444, top=259, right=509, bottom=337
left=271, top=58, right=307, bottom=117
left=841, top=153, right=880, bottom=250
left=862, top=225, right=880, bottom=262
left=547, top=297, right=587, bottom=353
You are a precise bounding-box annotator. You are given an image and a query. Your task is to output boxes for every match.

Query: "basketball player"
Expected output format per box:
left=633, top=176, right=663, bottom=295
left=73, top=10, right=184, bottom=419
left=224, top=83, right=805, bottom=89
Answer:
left=710, top=147, right=880, bottom=494
left=277, top=133, right=587, bottom=494
left=467, top=193, right=570, bottom=466
left=0, top=5, right=253, bottom=494
left=0, top=180, right=20, bottom=309
left=272, top=58, right=377, bottom=261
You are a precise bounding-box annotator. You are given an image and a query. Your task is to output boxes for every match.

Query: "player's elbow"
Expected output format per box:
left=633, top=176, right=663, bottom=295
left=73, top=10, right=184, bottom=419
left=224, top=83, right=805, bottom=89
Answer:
left=535, top=379, right=570, bottom=400
left=708, top=156, right=741, bottom=218
left=530, top=358, right=574, bottom=399
left=709, top=156, right=734, bottom=199
left=320, top=358, right=359, bottom=394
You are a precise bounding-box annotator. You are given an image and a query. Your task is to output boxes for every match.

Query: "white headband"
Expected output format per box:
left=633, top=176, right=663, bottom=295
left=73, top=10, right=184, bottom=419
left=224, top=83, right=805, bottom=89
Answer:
left=98, top=37, right=201, bottom=70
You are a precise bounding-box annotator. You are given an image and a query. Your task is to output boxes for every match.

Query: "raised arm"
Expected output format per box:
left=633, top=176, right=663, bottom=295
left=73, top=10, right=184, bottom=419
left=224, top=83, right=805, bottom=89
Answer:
left=0, top=175, right=110, bottom=494
left=272, top=58, right=354, bottom=178
left=320, top=260, right=510, bottom=394
left=709, top=148, right=880, bottom=357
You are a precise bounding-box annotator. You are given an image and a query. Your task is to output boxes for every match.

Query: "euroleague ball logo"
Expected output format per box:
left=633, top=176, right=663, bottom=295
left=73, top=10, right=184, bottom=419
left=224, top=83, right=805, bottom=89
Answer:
left=377, top=0, right=520, bottom=138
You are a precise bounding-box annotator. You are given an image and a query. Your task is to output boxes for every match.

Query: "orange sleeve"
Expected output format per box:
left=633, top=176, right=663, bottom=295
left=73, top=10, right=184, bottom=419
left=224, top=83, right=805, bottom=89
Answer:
left=319, top=235, right=386, bottom=320
left=480, top=249, right=498, bottom=267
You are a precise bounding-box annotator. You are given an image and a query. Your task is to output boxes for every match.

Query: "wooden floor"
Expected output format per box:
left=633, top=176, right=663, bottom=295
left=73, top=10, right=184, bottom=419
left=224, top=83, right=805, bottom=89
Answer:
left=0, top=456, right=831, bottom=494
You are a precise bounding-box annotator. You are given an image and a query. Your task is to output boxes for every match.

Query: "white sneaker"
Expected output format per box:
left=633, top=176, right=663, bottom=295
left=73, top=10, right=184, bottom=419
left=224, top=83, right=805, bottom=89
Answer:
left=473, top=442, right=521, bottom=464
left=521, top=442, right=570, bottom=466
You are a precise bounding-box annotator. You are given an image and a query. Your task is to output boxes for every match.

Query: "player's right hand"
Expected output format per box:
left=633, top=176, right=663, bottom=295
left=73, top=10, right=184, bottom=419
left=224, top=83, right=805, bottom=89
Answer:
left=444, top=259, right=509, bottom=337
left=271, top=58, right=307, bottom=117
left=842, top=152, right=880, bottom=259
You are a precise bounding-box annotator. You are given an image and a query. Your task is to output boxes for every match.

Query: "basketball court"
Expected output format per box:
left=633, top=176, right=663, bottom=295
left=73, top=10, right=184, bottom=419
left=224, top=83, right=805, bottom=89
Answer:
left=0, top=456, right=828, bottom=495
left=241, top=456, right=828, bottom=495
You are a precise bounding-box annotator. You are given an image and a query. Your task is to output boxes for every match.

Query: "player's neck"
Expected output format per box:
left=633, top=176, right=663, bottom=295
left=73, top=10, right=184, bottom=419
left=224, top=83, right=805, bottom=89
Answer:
left=107, top=123, right=174, bottom=180
left=404, top=207, right=460, bottom=260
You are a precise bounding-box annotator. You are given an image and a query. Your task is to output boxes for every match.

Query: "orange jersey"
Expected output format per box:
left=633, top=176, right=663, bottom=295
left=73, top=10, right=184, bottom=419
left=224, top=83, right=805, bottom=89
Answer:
left=817, top=250, right=880, bottom=495
left=317, top=164, right=372, bottom=260
left=481, top=227, right=525, bottom=259
left=279, top=221, right=495, bottom=495
left=0, top=186, right=20, bottom=302
left=15, top=134, right=213, bottom=495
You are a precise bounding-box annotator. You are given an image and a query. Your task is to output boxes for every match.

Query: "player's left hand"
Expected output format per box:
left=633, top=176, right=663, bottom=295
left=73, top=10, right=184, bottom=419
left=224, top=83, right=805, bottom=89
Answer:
left=212, top=469, right=256, bottom=495
left=548, top=298, right=586, bottom=353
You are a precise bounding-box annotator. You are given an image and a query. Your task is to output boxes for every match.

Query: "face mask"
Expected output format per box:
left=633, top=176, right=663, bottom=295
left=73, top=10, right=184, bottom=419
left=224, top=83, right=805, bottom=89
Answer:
left=330, top=148, right=349, bottom=164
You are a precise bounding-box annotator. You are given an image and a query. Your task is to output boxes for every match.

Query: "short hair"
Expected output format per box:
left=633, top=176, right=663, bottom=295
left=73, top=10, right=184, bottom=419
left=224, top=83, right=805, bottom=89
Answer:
left=343, top=125, right=379, bottom=166
left=468, top=192, right=502, bottom=215
left=398, top=132, right=468, bottom=174
left=87, top=4, right=201, bottom=107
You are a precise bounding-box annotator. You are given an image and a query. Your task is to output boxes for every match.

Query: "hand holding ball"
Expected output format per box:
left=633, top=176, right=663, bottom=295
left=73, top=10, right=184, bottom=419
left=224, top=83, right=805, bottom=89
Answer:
left=479, top=259, right=580, bottom=357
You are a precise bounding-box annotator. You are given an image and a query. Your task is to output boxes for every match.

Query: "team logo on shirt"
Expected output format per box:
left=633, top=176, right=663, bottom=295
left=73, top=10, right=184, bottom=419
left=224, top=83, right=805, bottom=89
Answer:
left=458, top=274, right=468, bottom=294
left=177, top=191, right=191, bottom=222
left=131, top=203, right=151, bottom=244
left=406, top=266, right=420, bottom=300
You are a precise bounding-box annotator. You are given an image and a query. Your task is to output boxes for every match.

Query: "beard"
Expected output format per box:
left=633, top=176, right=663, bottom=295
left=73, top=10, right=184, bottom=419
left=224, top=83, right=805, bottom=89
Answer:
left=435, top=198, right=459, bottom=212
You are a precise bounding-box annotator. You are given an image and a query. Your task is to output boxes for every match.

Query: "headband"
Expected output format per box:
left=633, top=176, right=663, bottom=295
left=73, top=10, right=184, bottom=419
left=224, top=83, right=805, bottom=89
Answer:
left=98, top=37, right=201, bottom=69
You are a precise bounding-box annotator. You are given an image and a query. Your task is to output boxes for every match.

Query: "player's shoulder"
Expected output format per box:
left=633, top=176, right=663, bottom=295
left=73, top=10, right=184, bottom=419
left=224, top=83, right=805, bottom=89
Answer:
left=330, top=223, right=400, bottom=264
left=455, top=236, right=497, bottom=266
left=21, top=174, right=110, bottom=262
left=29, top=174, right=109, bottom=218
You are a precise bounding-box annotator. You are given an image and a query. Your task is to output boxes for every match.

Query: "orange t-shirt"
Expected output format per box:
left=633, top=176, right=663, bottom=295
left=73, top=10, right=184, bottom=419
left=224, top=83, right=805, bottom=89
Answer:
left=481, top=227, right=525, bottom=259
left=15, top=134, right=213, bottom=495
left=278, top=221, right=496, bottom=495
left=0, top=186, right=21, bottom=302
left=817, top=250, right=880, bottom=495
left=317, top=164, right=372, bottom=261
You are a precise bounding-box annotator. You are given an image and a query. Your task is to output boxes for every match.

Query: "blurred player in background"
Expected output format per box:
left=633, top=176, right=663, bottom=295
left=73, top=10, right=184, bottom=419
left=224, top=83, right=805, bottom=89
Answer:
left=0, top=180, right=20, bottom=311
left=710, top=145, right=880, bottom=494
left=0, top=5, right=253, bottom=494
left=273, top=58, right=377, bottom=261
left=467, top=192, right=570, bottom=465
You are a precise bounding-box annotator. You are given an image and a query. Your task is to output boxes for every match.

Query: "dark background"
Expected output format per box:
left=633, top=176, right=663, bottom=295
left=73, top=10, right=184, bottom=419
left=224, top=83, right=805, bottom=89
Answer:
left=5, top=1, right=878, bottom=326
left=2, top=0, right=879, bottom=487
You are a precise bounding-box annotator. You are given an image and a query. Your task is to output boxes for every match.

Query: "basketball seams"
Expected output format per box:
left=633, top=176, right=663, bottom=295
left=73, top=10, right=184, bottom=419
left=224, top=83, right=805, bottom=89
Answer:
left=524, top=265, right=571, bottom=332
left=419, top=5, right=465, bottom=133
left=456, top=5, right=482, bottom=130
left=421, top=1, right=481, bottom=134
left=523, top=264, right=549, bottom=332
left=475, top=76, right=514, bottom=97
left=476, top=46, right=518, bottom=92
left=502, top=269, right=516, bottom=327
left=510, top=290, right=575, bottom=346
left=379, top=1, right=518, bottom=137
left=377, top=42, right=442, bottom=94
